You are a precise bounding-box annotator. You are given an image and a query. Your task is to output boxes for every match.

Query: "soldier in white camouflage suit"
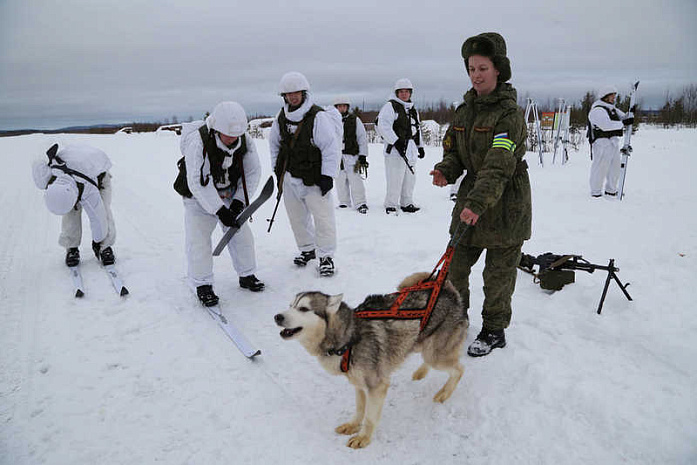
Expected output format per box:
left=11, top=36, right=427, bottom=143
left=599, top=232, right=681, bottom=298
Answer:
left=32, top=143, right=117, bottom=268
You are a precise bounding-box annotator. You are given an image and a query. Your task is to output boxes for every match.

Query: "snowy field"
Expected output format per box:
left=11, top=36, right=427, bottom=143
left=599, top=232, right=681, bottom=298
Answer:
left=1, top=125, right=696, bottom=465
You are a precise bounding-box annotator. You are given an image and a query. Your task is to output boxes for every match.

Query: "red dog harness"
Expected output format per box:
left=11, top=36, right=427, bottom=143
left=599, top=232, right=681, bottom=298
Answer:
left=339, top=246, right=456, bottom=373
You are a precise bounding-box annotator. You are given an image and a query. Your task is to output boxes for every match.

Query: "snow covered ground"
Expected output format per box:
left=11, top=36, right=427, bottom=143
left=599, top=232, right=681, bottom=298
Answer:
left=1, top=125, right=695, bottom=465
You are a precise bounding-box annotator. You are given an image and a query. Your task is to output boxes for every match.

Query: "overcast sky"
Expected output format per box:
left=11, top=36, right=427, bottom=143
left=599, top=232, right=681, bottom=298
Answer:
left=1, top=0, right=695, bottom=130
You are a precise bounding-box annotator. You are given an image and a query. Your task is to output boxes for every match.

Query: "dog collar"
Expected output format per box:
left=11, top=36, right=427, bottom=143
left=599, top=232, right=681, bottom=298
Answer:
left=327, top=337, right=360, bottom=373
left=327, top=343, right=351, bottom=357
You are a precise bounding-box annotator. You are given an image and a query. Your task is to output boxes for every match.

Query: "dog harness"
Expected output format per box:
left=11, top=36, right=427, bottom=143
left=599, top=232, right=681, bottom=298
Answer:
left=338, top=245, right=456, bottom=373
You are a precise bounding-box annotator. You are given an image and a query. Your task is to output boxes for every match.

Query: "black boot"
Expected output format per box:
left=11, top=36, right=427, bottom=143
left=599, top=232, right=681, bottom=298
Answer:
left=293, top=250, right=316, bottom=267
left=400, top=204, right=420, bottom=213
left=196, top=285, right=219, bottom=307
left=65, top=248, right=80, bottom=267
left=239, top=275, right=265, bottom=292
left=467, top=328, right=506, bottom=357
left=319, top=256, right=335, bottom=277
left=99, top=247, right=115, bottom=266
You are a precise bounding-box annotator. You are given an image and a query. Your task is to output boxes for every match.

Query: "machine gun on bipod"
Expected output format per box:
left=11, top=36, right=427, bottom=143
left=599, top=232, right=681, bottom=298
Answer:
left=518, top=252, right=632, bottom=315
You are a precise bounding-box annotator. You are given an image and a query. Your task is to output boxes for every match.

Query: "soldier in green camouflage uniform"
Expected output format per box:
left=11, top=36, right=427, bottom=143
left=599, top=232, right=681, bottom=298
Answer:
left=431, top=32, right=531, bottom=357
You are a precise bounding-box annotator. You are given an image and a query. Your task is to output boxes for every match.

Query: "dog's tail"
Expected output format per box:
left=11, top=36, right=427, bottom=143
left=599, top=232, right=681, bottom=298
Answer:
left=397, top=272, right=432, bottom=290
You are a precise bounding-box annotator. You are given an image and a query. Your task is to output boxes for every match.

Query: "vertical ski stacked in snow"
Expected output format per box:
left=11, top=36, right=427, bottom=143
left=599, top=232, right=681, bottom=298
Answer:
left=618, top=81, right=639, bottom=200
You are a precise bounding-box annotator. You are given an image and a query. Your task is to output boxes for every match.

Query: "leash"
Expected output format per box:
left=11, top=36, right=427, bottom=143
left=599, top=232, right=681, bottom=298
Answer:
left=339, top=223, right=469, bottom=372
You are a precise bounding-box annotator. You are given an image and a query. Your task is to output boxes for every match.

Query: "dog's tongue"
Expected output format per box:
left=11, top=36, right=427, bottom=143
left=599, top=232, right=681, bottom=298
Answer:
left=280, top=327, right=301, bottom=339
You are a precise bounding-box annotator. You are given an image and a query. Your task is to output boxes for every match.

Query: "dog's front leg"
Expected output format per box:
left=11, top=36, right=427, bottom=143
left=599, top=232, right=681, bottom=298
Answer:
left=346, top=382, right=389, bottom=449
left=335, top=388, right=365, bottom=436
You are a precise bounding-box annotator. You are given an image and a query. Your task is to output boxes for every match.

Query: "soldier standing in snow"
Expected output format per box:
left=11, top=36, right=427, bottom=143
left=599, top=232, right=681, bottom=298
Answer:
left=376, top=78, right=425, bottom=215
left=588, top=86, right=634, bottom=198
left=177, top=101, right=265, bottom=307
left=430, top=32, right=531, bottom=357
left=269, top=72, right=341, bottom=277
left=333, top=96, right=369, bottom=214
left=32, top=143, right=118, bottom=268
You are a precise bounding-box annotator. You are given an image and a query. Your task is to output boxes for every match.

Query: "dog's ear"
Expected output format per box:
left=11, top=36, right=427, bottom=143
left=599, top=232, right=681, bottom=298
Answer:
left=326, top=294, right=343, bottom=314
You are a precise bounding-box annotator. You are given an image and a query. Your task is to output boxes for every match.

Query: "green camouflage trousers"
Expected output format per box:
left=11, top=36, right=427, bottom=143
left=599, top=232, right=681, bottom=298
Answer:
left=448, top=242, right=523, bottom=331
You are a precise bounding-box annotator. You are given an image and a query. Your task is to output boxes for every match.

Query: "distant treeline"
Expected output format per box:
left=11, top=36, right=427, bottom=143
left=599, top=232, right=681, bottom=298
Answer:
left=357, top=84, right=697, bottom=129
left=3, top=84, right=695, bottom=137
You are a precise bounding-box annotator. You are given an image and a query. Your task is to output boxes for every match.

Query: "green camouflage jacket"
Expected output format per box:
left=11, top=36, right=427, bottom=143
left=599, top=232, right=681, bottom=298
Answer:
left=435, top=83, right=531, bottom=247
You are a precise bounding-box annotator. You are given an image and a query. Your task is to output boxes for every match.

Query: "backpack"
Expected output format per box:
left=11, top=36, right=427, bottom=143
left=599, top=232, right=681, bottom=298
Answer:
left=173, top=123, right=208, bottom=198
left=173, top=156, right=193, bottom=198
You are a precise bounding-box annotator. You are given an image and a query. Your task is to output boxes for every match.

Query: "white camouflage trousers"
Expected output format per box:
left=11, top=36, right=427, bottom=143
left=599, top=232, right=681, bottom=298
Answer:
left=384, top=155, right=416, bottom=209
left=336, top=155, right=367, bottom=208
left=282, top=175, right=337, bottom=258
left=589, top=138, right=621, bottom=196
left=59, top=173, right=116, bottom=249
left=183, top=196, right=257, bottom=289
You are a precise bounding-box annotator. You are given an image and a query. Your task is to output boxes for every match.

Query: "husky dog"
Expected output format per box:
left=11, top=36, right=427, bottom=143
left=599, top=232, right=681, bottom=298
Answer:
left=274, top=272, right=468, bottom=448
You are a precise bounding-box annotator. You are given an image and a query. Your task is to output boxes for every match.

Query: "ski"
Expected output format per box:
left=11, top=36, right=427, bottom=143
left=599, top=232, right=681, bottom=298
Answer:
left=618, top=81, right=639, bottom=200
left=104, top=264, right=129, bottom=297
left=204, top=305, right=261, bottom=358
left=69, top=265, right=85, bottom=298
left=213, top=176, right=275, bottom=257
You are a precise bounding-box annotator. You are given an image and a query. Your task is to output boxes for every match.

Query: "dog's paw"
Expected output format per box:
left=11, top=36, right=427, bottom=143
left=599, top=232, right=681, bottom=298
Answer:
left=335, top=422, right=361, bottom=435
left=412, top=364, right=429, bottom=381
left=433, top=387, right=454, bottom=403
left=347, top=434, right=372, bottom=448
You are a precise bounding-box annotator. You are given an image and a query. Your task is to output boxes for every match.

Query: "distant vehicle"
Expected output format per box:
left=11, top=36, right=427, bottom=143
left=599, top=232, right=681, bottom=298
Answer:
left=156, top=124, right=182, bottom=135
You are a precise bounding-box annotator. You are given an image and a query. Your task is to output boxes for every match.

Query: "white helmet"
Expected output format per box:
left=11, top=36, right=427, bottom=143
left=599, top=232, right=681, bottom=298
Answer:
left=278, top=71, right=310, bottom=94
left=394, top=78, right=414, bottom=92
left=32, top=160, right=52, bottom=189
left=598, top=85, right=618, bottom=100
left=45, top=176, right=78, bottom=215
left=333, top=95, right=351, bottom=107
left=206, top=101, right=248, bottom=137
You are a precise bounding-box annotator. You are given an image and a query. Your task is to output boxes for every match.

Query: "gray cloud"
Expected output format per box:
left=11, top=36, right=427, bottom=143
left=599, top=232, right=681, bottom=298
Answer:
left=1, top=0, right=695, bottom=130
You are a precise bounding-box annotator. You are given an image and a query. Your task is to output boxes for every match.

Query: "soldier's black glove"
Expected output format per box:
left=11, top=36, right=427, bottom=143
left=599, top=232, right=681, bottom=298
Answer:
left=216, top=206, right=236, bottom=227
left=318, top=175, right=333, bottom=196
left=417, top=147, right=425, bottom=159
left=630, top=105, right=637, bottom=113
left=623, top=117, right=634, bottom=126
left=46, top=143, right=59, bottom=163
left=393, top=138, right=408, bottom=156
left=229, top=199, right=245, bottom=220
left=92, top=241, right=101, bottom=260
left=358, top=155, right=368, bottom=168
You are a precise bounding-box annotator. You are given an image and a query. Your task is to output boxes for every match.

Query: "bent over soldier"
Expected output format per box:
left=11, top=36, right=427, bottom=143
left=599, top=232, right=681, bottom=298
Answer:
left=431, top=32, right=532, bottom=357
left=32, top=143, right=118, bottom=268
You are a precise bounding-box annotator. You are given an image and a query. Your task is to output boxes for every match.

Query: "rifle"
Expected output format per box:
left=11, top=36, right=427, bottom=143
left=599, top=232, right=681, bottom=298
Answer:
left=387, top=142, right=414, bottom=175
left=268, top=117, right=305, bottom=233
left=518, top=252, right=632, bottom=314
left=267, top=156, right=287, bottom=233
